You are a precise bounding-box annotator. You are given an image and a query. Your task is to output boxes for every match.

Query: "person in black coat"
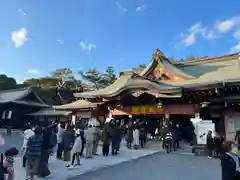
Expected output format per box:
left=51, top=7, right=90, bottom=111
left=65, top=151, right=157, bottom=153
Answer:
left=115, top=122, right=122, bottom=153
left=139, top=127, right=145, bottom=148
left=220, top=141, right=240, bottom=180
left=102, top=123, right=111, bottom=156
left=110, top=121, right=117, bottom=155
left=206, top=131, right=215, bottom=158
left=171, top=124, right=181, bottom=151
left=38, top=125, right=52, bottom=178
left=214, top=133, right=224, bottom=157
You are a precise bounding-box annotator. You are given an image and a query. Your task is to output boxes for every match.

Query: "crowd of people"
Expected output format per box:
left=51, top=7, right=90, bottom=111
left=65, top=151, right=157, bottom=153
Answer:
left=1, top=118, right=240, bottom=180
left=1, top=118, right=151, bottom=180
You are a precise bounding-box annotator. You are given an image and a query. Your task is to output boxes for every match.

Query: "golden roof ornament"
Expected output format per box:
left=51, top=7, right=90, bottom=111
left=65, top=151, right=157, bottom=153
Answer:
left=152, top=48, right=166, bottom=62
left=155, top=48, right=165, bottom=57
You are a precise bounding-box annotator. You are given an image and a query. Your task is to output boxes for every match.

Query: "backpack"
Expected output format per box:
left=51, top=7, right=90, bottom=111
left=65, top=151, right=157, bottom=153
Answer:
left=226, top=152, right=240, bottom=172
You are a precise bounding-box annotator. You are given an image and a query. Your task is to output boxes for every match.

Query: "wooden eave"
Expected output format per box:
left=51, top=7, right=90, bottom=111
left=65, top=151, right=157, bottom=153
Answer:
left=132, top=90, right=182, bottom=98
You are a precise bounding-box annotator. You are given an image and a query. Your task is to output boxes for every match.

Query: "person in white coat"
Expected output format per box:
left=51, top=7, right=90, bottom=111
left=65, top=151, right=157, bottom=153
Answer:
left=85, top=125, right=95, bottom=158
left=21, top=126, right=34, bottom=167
left=68, top=129, right=82, bottom=169
left=133, top=127, right=140, bottom=149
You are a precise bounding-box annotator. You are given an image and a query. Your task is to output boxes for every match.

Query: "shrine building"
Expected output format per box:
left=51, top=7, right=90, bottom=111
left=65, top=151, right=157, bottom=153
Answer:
left=70, top=49, right=240, bottom=141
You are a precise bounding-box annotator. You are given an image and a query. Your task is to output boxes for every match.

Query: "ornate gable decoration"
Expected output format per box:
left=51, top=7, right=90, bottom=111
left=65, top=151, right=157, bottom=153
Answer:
left=151, top=49, right=184, bottom=81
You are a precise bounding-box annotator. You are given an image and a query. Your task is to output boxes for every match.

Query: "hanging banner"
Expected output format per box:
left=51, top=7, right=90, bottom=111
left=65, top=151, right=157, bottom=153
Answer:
left=110, top=104, right=194, bottom=115
left=110, top=105, right=164, bottom=115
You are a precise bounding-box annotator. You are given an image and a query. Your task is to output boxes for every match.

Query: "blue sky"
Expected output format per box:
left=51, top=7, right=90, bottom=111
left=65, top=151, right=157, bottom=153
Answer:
left=1, top=0, right=240, bottom=82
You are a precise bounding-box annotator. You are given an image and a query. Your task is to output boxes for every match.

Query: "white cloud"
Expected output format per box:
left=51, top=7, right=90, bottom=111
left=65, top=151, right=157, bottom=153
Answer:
left=136, top=4, right=146, bottom=12
left=181, top=33, right=196, bottom=47
left=11, top=28, right=27, bottom=48
left=80, top=41, right=96, bottom=52
left=116, top=1, right=127, bottom=12
left=179, top=22, right=210, bottom=47
left=17, top=8, right=27, bottom=16
left=88, top=43, right=96, bottom=51
left=57, top=39, right=64, bottom=44
left=216, top=19, right=235, bottom=33
left=233, top=30, right=240, bottom=40
left=27, top=69, right=40, bottom=74
left=188, top=23, right=204, bottom=33
left=80, top=41, right=86, bottom=50
left=176, top=15, right=240, bottom=51
left=201, top=29, right=219, bottom=40
left=230, top=42, right=240, bottom=53
left=178, top=20, right=230, bottom=47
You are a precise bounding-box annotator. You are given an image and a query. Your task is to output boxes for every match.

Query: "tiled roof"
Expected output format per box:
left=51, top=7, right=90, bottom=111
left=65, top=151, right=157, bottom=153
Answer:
left=74, top=73, right=181, bottom=98
left=0, top=88, right=30, bottom=103
left=0, top=87, right=50, bottom=107
left=175, top=52, right=239, bottom=66
left=74, top=72, right=133, bottom=98
left=165, top=55, right=240, bottom=88
left=28, top=108, right=71, bottom=116
left=54, top=100, right=101, bottom=110
left=77, top=51, right=240, bottom=98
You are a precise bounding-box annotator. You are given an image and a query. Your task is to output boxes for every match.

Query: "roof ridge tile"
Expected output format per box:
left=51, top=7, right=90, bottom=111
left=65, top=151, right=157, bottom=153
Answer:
left=176, top=52, right=239, bottom=65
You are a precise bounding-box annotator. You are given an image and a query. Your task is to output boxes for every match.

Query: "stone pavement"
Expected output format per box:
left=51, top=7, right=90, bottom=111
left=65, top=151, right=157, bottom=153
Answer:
left=69, top=152, right=221, bottom=180
left=1, top=132, right=196, bottom=179
left=14, top=145, right=159, bottom=180
left=0, top=131, right=23, bottom=153
left=146, top=140, right=194, bottom=155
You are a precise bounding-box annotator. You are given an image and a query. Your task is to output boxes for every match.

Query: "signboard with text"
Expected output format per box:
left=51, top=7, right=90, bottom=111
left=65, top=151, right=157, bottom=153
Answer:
left=110, top=105, right=164, bottom=115
left=196, top=120, right=215, bottom=145
left=110, top=104, right=195, bottom=115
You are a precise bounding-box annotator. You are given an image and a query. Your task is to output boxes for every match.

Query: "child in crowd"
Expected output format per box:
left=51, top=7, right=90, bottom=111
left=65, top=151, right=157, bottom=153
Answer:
left=2, top=147, right=19, bottom=180
left=68, top=129, right=82, bottom=169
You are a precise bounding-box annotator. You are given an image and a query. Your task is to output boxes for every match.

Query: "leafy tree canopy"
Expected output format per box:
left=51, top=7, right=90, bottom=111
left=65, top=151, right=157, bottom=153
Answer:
left=185, top=56, right=196, bottom=61
left=99, top=66, right=117, bottom=87
left=50, top=68, right=75, bottom=88
left=23, top=77, right=58, bottom=88
left=0, top=74, right=17, bottom=90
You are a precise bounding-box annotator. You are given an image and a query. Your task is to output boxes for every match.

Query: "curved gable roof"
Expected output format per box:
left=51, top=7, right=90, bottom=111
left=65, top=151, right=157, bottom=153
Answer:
left=74, top=72, right=181, bottom=98
left=140, top=49, right=195, bottom=79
